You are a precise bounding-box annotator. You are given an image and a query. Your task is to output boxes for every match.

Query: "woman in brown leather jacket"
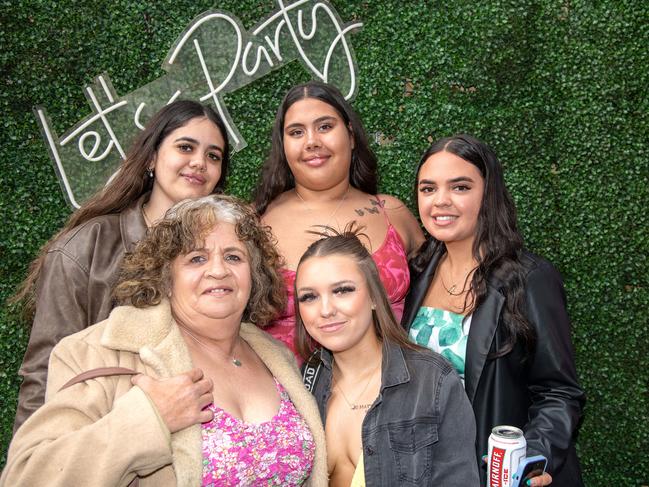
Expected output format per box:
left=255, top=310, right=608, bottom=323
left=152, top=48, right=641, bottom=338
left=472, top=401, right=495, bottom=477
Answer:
left=401, top=134, right=585, bottom=487
left=11, top=100, right=230, bottom=431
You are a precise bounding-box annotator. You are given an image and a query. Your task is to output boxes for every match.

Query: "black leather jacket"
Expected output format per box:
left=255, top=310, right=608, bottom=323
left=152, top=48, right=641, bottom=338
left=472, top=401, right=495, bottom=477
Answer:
left=402, top=246, right=586, bottom=486
left=310, top=341, right=480, bottom=486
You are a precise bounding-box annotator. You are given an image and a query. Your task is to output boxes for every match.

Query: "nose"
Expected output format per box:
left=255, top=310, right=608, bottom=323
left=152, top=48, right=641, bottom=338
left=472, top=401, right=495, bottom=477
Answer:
left=319, top=294, right=337, bottom=318
left=433, top=187, right=452, bottom=207
left=189, top=154, right=207, bottom=172
left=205, top=256, right=229, bottom=279
left=305, top=129, right=321, bottom=149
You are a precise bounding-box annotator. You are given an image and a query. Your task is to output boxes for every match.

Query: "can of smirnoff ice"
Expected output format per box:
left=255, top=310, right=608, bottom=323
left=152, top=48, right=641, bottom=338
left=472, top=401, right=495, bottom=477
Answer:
left=488, top=425, right=526, bottom=487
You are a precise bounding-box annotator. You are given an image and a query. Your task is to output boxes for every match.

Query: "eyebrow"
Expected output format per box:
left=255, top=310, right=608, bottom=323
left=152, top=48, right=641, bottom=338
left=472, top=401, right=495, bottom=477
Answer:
left=418, top=176, right=475, bottom=185
left=296, top=279, right=355, bottom=292
left=174, top=136, right=223, bottom=153
left=284, top=115, right=338, bottom=130
left=188, top=245, right=246, bottom=254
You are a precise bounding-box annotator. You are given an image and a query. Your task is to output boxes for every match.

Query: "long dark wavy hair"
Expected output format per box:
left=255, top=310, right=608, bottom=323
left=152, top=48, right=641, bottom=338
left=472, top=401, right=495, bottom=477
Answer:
left=253, top=81, right=378, bottom=215
left=12, top=100, right=230, bottom=317
left=295, top=223, right=423, bottom=362
left=411, top=134, right=536, bottom=358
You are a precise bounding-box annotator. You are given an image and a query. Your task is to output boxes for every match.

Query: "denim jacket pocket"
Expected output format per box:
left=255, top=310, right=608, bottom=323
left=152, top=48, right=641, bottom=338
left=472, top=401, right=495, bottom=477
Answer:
left=388, top=419, right=438, bottom=484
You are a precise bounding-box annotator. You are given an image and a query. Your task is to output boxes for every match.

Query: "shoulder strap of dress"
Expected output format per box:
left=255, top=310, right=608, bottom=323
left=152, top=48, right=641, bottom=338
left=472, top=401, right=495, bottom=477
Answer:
left=59, top=367, right=139, bottom=391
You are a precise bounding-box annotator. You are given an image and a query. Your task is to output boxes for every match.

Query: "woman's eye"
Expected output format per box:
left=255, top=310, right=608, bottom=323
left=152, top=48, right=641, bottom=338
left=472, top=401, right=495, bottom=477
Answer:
left=225, top=254, right=242, bottom=262
left=208, top=152, right=222, bottom=162
left=419, top=186, right=436, bottom=194
left=298, top=293, right=317, bottom=303
left=178, top=144, right=193, bottom=152
left=333, top=285, right=355, bottom=295
left=453, top=184, right=470, bottom=192
left=318, top=122, right=333, bottom=131
left=189, top=255, right=206, bottom=264
left=287, top=128, right=304, bottom=137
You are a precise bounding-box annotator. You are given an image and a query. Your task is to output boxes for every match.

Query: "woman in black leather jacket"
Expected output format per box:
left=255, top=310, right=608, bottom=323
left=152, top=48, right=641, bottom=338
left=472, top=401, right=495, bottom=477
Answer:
left=401, top=134, right=586, bottom=487
left=295, top=226, right=479, bottom=486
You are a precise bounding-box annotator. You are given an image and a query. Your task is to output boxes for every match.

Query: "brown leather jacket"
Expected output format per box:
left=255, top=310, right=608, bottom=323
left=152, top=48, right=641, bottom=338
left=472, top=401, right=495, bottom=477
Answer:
left=13, top=194, right=148, bottom=432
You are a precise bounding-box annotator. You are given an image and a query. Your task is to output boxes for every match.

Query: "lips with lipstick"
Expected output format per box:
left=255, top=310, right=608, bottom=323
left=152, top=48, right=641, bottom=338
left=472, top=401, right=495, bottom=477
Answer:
left=181, top=172, right=207, bottom=185
left=302, top=153, right=331, bottom=168
left=318, top=320, right=346, bottom=333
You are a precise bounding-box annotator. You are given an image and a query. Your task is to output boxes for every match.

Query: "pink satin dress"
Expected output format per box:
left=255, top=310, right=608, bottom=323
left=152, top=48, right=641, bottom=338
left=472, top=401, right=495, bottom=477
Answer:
left=266, top=204, right=410, bottom=358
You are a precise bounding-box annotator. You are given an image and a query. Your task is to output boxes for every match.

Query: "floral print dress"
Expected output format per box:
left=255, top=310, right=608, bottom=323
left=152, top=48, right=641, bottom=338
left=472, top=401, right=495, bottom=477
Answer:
left=201, top=379, right=314, bottom=486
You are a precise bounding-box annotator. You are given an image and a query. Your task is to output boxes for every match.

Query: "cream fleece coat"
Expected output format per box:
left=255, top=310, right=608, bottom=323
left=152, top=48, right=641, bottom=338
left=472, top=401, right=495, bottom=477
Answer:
left=1, top=301, right=327, bottom=487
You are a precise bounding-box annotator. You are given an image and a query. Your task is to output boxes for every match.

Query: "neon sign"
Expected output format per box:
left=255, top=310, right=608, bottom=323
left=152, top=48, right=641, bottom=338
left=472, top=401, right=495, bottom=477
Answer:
left=35, top=0, right=362, bottom=208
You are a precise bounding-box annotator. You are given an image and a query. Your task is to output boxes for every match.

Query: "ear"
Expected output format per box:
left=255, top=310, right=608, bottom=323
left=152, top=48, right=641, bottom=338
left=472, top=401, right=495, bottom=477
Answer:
left=149, top=152, right=157, bottom=172
left=348, top=123, right=355, bottom=150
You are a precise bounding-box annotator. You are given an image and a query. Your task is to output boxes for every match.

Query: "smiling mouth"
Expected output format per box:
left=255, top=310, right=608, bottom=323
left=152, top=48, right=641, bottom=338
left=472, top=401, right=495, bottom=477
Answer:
left=203, top=287, right=232, bottom=295
left=181, top=173, right=206, bottom=185
left=433, top=215, right=458, bottom=222
left=303, top=155, right=330, bottom=167
left=319, top=321, right=346, bottom=332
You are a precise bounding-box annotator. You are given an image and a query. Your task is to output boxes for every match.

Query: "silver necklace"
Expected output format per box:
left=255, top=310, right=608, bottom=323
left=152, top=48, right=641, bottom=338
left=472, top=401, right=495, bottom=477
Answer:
left=177, top=322, right=243, bottom=367
left=294, top=185, right=351, bottom=228
left=332, top=357, right=381, bottom=411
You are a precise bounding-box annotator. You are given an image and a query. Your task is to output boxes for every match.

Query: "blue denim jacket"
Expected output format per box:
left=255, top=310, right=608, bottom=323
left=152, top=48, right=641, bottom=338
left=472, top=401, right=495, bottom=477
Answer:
left=311, top=342, right=480, bottom=486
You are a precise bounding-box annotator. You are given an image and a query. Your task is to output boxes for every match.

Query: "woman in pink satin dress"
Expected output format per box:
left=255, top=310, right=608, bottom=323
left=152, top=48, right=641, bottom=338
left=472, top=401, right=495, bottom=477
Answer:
left=253, top=81, right=424, bottom=357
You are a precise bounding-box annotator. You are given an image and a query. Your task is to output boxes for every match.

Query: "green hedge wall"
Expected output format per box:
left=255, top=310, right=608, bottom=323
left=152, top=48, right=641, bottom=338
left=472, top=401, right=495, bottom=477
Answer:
left=2, top=1, right=647, bottom=484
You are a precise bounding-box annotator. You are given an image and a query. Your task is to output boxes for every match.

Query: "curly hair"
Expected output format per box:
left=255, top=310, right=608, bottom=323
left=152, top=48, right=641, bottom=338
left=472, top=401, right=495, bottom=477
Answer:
left=113, top=195, right=286, bottom=326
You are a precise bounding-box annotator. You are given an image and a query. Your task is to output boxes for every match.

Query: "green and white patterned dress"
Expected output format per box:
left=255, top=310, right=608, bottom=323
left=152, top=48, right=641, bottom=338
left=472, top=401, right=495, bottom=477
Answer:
left=408, top=307, right=471, bottom=384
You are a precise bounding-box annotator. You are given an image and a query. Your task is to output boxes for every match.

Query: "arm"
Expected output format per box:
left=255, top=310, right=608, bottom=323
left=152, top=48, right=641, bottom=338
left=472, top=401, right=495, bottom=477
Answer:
left=2, top=339, right=173, bottom=487
left=13, top=248, right=95, bottom=431
left=523, top=259, right=585, bottom=476
left=379, top=194, right=425, bottom=256
left=431, top=370, right=481, bottom=486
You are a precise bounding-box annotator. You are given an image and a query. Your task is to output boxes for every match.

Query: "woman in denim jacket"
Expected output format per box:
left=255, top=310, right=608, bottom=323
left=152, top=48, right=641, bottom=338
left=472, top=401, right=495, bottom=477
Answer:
left=295, top=225, right=479, bottom=486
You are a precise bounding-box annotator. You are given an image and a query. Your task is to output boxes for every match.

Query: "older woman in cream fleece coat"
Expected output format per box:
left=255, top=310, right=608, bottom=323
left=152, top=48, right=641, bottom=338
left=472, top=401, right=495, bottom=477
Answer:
left=2, top=196, right=327, bottom=487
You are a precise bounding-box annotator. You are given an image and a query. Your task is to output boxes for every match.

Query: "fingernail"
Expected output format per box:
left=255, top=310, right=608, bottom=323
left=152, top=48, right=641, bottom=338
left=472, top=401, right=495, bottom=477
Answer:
left=525, top=480, right=531, bottom=486
left=482, top=454, right=487, bottom=462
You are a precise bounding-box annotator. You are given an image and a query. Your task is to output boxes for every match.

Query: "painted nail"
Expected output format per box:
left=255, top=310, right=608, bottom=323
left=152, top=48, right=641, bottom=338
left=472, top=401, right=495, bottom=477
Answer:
left=525, top=479, right=532, bottom=486
left=482, top=454, right=488, bottom=462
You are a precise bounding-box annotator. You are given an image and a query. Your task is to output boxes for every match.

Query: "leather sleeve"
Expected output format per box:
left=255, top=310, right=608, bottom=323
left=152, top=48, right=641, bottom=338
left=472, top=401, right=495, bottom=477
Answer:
left=432, top=370, right=481, bottom=486
left=523, top=259, right=586, bottom=475
left=13, top=248, right=92, bottom=432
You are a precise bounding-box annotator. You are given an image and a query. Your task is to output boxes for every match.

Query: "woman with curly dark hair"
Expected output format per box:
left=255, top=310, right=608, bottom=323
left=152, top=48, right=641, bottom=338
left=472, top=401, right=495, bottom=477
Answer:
left=2, top=195, right=327, bottom=487
left=12, top=100, right=231, bottom=431
left=401, top=134, right=586, bottom=487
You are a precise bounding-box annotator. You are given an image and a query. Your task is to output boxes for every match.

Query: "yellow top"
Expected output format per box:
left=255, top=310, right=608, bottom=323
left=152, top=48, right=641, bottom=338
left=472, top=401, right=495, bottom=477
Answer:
left=349, top=452, right=365, bottom=487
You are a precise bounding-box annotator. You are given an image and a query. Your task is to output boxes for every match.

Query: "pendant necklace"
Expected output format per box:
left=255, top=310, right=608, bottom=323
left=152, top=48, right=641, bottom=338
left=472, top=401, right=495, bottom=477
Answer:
left=177, top=321, right=243, bottom=367
left=295, top=185, right=351, bottom=229
left=332, top=357, right=381, bottom=411
left=440, top=274, right=469, bottom=296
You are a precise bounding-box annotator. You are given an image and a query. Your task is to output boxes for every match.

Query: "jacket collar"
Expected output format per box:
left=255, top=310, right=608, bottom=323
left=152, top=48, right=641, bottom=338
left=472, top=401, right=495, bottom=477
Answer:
left=401, top=242, right=505, bottom=404
left=100, top=300, right=200, bottom=487
left=119, top=192, right=149, bottom=254
left=100, top=301, right=327, bottom=486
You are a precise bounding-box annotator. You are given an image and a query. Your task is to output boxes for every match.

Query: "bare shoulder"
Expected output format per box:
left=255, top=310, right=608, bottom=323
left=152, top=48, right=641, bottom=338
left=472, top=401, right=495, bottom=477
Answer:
left=378, top=193, right=425, bottom=254
left=261, top=191, right=296, bottom=224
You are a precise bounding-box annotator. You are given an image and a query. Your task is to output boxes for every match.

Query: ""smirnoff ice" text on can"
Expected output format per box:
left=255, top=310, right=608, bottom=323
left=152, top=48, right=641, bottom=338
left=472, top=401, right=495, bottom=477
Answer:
left=488, top=425, right=526, bottom=487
